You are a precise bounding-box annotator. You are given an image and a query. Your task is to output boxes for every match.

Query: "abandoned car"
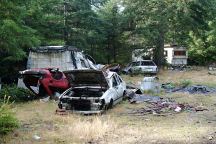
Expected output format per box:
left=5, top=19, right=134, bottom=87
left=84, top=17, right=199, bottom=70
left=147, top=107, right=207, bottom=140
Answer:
left=19, top=68, right=70, bottom=97
left=122, top=60, right=158, bottom=74
left=58, top=69, right=126, bottom=114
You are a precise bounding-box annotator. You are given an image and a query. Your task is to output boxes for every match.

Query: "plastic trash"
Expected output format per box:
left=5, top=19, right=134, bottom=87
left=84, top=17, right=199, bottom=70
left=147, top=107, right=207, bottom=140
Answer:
left=33, top=135, right=41, bottom=140
left=140, top=76, right=158, bottom=91
left=174, top=106, right=182, bottom=112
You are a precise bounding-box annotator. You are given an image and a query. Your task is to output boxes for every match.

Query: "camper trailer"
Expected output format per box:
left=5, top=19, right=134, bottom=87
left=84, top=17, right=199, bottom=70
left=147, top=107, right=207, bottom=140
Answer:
left=164, top=44, right=188, bottom=66
left=132, top=44, right=188, bottom=67
left=27, top=46, right=96, bottom=70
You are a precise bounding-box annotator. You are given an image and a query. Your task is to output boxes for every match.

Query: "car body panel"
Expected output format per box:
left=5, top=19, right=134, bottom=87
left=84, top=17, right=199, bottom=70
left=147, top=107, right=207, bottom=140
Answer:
left=58, top=69, right=126, bottom=114
left=20, top=68, right=69, bottom=97
left=130, top=60, right=158, bottom=74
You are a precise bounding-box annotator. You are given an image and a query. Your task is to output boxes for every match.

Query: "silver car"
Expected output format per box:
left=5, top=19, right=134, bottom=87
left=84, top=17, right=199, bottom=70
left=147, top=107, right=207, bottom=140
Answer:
left=58, top=69, right=126, bottom=114
left=130, top=60, right=158, bottom=74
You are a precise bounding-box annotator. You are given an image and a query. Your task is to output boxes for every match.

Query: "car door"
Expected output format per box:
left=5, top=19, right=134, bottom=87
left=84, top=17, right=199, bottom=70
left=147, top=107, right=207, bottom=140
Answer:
left=115, top=74, right=125, bottom=96
left=131, top=61, right=141, bottom=73
left=112, top=74, right=125, bottom=104
left=110, top=75, right=120, bottom=103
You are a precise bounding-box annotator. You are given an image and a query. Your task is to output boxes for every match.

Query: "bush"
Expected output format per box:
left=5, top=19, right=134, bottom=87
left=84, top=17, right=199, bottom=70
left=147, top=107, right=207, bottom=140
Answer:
left=179, top=79, right=192, bottom=87
left=0, top=85, right=35, bottom=102
left=0, top=97, right=19, bottom=135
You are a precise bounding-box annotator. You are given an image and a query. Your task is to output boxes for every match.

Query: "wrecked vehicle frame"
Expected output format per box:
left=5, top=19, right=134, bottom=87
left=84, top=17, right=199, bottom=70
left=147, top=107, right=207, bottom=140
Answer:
left=58, top=69, right=126, bottom=114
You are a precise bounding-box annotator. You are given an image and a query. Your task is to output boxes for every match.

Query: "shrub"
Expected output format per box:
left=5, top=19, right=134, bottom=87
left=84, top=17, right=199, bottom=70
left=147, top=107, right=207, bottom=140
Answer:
left=0, top=96, right=19, bottom=135
left=179, top=79, right=192, bottom=87
left=0, top=85, right=35, bottom=102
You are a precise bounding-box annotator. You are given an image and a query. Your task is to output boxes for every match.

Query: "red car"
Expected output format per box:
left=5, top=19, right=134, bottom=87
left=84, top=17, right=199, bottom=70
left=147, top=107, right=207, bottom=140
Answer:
left=20, top=68, right=69, bottom=98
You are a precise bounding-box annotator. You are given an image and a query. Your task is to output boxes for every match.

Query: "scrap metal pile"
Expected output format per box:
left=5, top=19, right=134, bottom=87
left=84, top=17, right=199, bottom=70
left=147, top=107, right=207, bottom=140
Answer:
left=125, top=89, right=208, bottom=116
left=162, top=83, right=216, bottom=94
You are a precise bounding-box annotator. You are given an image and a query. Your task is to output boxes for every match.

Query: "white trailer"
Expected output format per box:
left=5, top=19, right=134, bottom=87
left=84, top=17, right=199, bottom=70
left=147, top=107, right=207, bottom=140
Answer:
left=131, top=44, right=188, bottom=66
left=164, top=44, right=188, bottom=66
left=27, top=46, right=96, bottom=71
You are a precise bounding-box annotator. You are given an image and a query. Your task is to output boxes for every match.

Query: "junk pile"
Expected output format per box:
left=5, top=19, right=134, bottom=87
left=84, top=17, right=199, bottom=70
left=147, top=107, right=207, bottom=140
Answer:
left=125, top=89, right=208, bottom=116
left=162, top=83, right=216, bottom=94
left=126, top=76, right=160, bottom=94
left=208, top=71, right=216, bottom=76
left=208, top=64, right=216, bottom=76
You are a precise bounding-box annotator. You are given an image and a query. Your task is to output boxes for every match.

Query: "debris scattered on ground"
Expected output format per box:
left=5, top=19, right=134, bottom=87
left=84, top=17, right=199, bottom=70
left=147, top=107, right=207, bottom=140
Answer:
left=161, top=83, right=175, bottom=90
left=125, top=89, right=162, bottom=103
left=129, top=94, right=162, bottom=104
left=162, top=84, right=216, bottom=94
left=33, top=135, right=41, bottom=140
left=126, top=83, right=140, bottom=89
left=185, top=85, right=216, bottom=94
left=40, top=96, right=50, bottom=102
left=194, top=106, right=208, bottom=112
left=140, top=77, right=160, bottom=93
left=125, top=89, right=208, bottom=116
left=209, top=64, right=216, bottom=71
left=127, top=100, right=198, bottom=116
left=208, top=136, right=213, bottom=140
left=208, top=71, right=216, bottom=76
left=171, top=65, right=187, bottom=71
left=55, top=108, right=68, bottom=115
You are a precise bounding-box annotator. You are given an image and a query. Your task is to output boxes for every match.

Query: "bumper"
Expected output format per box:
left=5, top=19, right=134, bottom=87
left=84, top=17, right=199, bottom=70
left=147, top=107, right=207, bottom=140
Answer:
left=133, top=71, right=158, bottom=74
left=70, top=110, right=104, bottom=114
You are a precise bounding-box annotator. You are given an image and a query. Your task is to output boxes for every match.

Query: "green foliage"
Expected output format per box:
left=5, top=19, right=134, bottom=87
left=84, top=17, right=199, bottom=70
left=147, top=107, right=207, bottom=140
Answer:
left=179, top=79, right=192, bottom=87
left=0, top=85, right=35, bottom=103
left=0, top=1, right=40, bottom=78
left=188, top=19, right=216, bottom=65
left=0, top=97, right=19, bottom=135
left=1, top=0, right=216, bottom=80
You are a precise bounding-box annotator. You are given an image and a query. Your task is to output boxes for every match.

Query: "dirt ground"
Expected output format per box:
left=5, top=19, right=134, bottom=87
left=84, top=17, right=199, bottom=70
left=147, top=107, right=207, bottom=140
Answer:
left=2, top=68, right=216, bottom=144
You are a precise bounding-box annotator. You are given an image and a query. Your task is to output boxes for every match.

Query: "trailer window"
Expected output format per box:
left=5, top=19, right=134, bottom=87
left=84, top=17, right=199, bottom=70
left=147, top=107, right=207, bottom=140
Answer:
left=174, top=51, right=186, bottom=56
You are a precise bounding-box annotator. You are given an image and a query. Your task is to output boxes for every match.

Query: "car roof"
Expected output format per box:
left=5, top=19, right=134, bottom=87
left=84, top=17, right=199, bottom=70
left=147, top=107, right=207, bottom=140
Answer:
left=132, top=60, right=154, bottom=62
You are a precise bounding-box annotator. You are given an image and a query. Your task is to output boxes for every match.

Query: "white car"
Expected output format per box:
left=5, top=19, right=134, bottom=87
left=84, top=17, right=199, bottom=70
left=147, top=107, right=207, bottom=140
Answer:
left=130, top=60, right=158, bottom=74
left=58, top=69, right=126, bottom=114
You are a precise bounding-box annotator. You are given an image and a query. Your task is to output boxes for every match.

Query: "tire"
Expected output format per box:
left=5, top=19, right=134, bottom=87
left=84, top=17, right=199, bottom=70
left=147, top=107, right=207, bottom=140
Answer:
left=108, top=99, right=113, bottom=109
left=122, top=91, right=127, bottom=100
left=38, top=85, right=46, bottom=97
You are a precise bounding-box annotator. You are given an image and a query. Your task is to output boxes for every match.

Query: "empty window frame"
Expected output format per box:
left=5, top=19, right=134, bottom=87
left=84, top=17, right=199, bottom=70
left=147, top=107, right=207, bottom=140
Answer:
left=174, top=51, right=186, bottom=56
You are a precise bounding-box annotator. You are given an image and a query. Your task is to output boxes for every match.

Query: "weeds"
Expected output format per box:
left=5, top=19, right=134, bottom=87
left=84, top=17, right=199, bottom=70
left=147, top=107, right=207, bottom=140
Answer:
left=0, top=96, right=19, bottom=135
left=0, top=85, right=35, bottom=102
left=179, top=79, right=192, bottom=87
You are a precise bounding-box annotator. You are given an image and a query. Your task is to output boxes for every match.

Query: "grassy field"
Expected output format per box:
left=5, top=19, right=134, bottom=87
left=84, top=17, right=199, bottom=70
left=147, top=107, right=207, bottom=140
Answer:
left=2, top=68, right=216, bottom=144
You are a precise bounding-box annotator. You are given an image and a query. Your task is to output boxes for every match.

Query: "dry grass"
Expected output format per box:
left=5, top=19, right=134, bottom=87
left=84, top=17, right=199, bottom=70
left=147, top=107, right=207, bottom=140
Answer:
left=2, top=102, right=117, bottom=144
left=2, top=68, right=216, bottom=144
left=122, top=67, right=216, bottom=86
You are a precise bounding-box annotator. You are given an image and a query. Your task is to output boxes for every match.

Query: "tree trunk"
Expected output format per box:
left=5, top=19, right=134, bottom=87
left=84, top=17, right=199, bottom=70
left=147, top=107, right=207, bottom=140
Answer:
left=113, top=39, right=117, bottom=63
left=0, top=77, right=2, bottom=90
left=107, top=37, right=111, bottom=64
left=154, top=30, right=165, bottom=67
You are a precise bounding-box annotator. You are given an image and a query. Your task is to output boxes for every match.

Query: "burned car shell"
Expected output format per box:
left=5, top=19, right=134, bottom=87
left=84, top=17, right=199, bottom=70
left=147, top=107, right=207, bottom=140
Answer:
left=20, top=68, right=69, bottom=97
left=58, top=69, right=126, bottom=114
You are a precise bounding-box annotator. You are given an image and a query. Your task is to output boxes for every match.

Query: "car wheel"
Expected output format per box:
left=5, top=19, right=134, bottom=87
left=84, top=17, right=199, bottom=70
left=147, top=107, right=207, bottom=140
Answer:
left=108, top=99, right=113, bottom=109
left=123, top=91, right=127, bottom=100
left=39, top=85, right=46, bottom=97
left=58, top=102, right=62, bottom=109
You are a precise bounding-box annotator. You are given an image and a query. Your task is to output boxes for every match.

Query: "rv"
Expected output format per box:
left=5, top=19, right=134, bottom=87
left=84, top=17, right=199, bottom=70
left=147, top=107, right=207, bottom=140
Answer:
left=132, top=44, right=188, bottom=66
left=164, top=44, right=188, bottom=66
